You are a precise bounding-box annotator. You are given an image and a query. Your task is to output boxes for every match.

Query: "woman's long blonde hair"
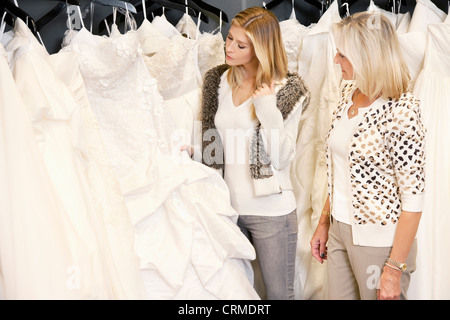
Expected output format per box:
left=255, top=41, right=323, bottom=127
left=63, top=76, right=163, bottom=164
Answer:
left=227, top=6, right=288, bottom=91
left=332, top=11, right=410, bottom=100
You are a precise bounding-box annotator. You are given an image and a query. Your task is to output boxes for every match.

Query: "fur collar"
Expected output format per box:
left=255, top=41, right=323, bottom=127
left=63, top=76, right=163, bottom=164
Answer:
left=201, top=64, right=309, bottom=179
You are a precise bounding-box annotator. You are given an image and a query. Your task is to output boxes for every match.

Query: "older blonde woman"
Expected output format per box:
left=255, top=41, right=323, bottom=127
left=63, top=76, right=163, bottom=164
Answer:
left=310, top=12, right=426, bottom=300
left=184, top=6, right=310, bottom=299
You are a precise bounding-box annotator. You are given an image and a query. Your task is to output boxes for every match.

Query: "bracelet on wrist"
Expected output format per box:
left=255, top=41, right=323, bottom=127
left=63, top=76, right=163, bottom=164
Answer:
left=322, top=210, right=330, bottom=217
left=385, top=258, right=407, bottom=272
left=384, top=262, right=402, bottom=272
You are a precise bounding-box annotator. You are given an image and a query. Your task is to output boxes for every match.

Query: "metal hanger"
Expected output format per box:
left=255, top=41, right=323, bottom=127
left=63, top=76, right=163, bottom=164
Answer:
left=99, top=0, right=208, bottom=32
left=133, top=0, right=202, bottom=21
left=92, top=0, right=137, bottom=14
left=385, top=0, right=407, bottom=13
left=188, top=0, right=228, bottom=23
left=169, top=0, right=229, bottom=23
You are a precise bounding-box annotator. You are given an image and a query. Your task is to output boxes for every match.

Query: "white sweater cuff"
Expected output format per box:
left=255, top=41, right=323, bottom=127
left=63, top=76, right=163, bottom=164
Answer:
left=401, top=193, right=425, bottom=212
left=253, top=94, right=283, bottom=129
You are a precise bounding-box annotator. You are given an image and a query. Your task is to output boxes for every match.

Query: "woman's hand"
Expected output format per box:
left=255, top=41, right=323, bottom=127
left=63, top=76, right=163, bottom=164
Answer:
left=377, top=266, right=402, bottom=300
left=310, top=219, right=330, bottom=264
left=180, top=145, right=194, bottom=158
left=253, top=81, right=275, bottom=99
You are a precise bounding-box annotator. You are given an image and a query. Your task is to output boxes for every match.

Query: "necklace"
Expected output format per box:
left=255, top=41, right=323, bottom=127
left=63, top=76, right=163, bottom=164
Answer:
left=348, top=89, right=371, bottom=117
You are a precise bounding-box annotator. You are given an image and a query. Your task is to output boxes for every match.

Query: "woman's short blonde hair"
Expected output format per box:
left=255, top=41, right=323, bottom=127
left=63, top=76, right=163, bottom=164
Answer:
left=227, top=6, right=288, bottom=90
left=332, top=11, right=410, bottom=100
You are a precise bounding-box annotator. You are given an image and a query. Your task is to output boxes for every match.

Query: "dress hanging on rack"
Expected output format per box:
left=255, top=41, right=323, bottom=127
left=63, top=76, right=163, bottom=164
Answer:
left=142, top=11, right=202, bottom=149
left=408, top=10, right=450, bottom=300
left=3, top=17, right=145, bottom=299
left=0, top=41, right=79, bottom=299
left=61, top=16, right=260, bottom=299
left=398, top=0, right=447, bottom=85
left=279, top=0, right=308, bottom=74
left=291, top=0, right=342, bottom=300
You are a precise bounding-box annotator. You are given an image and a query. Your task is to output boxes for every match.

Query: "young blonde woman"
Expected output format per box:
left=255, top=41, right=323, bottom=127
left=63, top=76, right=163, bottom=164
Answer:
left=310, top=12, right=426, bottom=300
left=184, top=6, right=310, bottom=299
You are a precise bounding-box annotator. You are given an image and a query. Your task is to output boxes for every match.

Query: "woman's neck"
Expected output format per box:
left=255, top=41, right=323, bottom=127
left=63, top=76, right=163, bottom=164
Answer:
left=242, top=58, right=259, bottom=82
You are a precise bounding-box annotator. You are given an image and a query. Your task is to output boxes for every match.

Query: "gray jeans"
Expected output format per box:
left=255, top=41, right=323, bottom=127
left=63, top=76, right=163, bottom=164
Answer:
left=237, top=210, right=298, bottom=300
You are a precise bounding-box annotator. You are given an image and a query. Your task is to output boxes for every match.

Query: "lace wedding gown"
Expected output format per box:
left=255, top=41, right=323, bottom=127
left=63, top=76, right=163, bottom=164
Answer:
left=139, top=16, right=202, bottom=148
left=175, top=12, right=225, bottom=78
left=62, top=23, right=259, bottom=300
left=280, top=1, right=308, bottom=74
left=142, top=13, right=224, bottom=149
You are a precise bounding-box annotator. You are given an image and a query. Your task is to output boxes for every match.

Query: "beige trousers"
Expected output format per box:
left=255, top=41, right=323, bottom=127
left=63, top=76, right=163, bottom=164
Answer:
left=327, top=218, right=417, bottom=300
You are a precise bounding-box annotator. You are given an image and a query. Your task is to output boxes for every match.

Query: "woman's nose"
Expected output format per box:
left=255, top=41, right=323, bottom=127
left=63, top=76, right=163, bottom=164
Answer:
left=334, top=53, right=340, bottom=64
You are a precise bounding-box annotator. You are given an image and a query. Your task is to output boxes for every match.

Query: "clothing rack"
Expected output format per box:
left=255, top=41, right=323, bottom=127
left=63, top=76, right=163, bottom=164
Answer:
left=0, top=0, right=435, bottom=56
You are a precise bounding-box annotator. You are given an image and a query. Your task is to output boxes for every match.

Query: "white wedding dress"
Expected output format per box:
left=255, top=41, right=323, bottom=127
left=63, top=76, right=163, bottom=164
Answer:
left=409, top=14, right=450, bottom=300
left=175, top=13, right=225, bottom=78
left=0, top=42, right=78, bottom=300
left=140, top=16, right=202, bottom=148
left=291, top=0, right=342, bottom=300
left=142, top=12, right=222, bottom=149
left=62, top=22, right=259, bottom=300
left=3, top=18, right=145, bottom=299
left=280, top=1, right=308, bottom=74
left=398, top=0, right=447, bottom=86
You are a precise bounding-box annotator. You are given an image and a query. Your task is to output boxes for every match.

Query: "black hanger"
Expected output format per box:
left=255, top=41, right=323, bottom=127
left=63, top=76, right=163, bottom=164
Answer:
left=385, top=0, right=407, bottom=13
left=188, top=0, right=228, bottom=23
left=264, top=0, right=284, bottom=10
left=0, top=0, right=38, bottom=35
left=45, top=0, right=81, bottom=5
left=170, top=0, right=233, bottom=23
left=36, top=1, right=75, bottom=31
left=305, top=0, right=325, bottom=11
left=429, top=0, right=448, bottom=13
left=92, top=0, right=137, bottom=14
left=152, top=0, right=208, bottom=22
left=133, top=0, right=201, bottom=20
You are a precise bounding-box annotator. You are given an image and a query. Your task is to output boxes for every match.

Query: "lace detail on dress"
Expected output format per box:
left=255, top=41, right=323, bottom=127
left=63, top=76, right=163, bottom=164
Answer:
left=198, top=31, right=225, bottom=77
left=143, top=34, right=201, bottom=99
left=280, top=18, right=308, bottom=73
left=63, top=25, right=176, bottom=192
left=175, top=14, right=224, bottom=79
left=175, top=13, right=197, bottom=39
left=137, top=19, right=169, bottom=56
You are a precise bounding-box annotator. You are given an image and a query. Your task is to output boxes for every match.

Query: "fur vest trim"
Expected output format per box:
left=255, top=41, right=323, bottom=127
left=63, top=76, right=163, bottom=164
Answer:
left=201, top=64, right=310, bottom=179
